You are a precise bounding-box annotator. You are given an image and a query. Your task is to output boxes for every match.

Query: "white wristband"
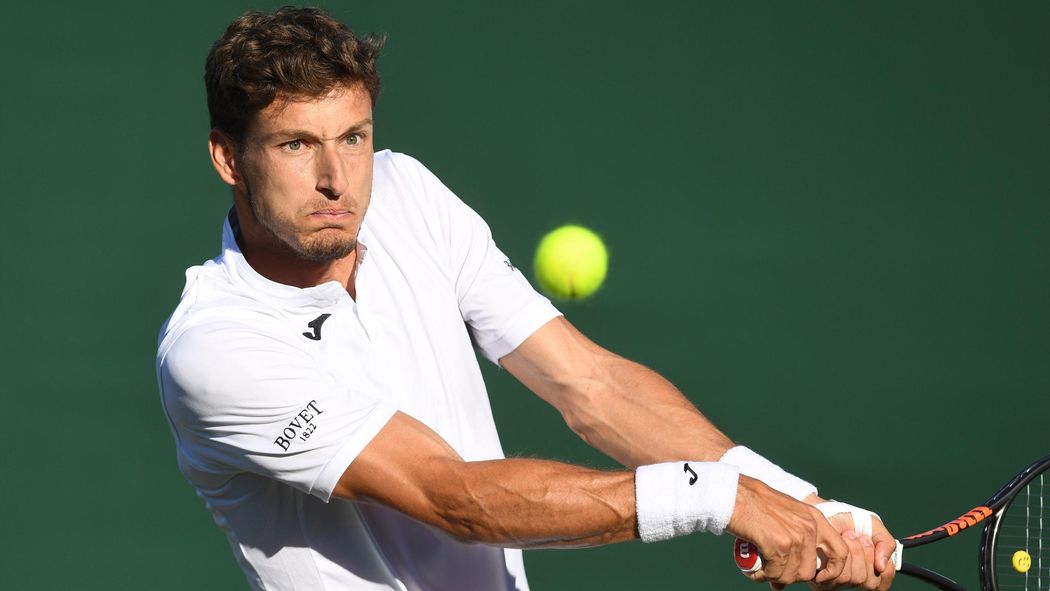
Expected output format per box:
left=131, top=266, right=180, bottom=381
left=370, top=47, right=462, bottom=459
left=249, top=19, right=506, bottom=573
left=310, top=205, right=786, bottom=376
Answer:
left=635, top=461, right=739, bottom=542
left=719, top=445, right=817, bottom=501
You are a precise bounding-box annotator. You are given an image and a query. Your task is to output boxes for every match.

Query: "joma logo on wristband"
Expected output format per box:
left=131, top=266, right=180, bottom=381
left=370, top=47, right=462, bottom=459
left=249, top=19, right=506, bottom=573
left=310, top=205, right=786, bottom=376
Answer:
left=684, top=463, right=698, bottom=485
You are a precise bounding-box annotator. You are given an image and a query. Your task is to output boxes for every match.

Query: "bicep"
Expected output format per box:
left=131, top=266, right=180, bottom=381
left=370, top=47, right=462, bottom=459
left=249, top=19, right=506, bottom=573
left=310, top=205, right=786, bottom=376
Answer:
left=499, top=316, right=615, bottom=411
left=333, top=411, right=465, bottom=508
left=331, top=412, right=498, bottom=542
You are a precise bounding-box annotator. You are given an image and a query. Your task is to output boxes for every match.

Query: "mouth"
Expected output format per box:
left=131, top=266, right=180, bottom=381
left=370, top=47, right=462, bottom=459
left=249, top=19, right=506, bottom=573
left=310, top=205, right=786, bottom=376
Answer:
left=308, top=209, right=353, bottom=220
left=305, top=209, right=357, bottom=233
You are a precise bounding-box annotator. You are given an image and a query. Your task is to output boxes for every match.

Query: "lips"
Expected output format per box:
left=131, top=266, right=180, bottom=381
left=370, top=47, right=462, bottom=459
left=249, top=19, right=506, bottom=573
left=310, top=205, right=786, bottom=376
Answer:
left=306, top=209, right=355, bottom=230
left=308, top=209, right=354, bottom=224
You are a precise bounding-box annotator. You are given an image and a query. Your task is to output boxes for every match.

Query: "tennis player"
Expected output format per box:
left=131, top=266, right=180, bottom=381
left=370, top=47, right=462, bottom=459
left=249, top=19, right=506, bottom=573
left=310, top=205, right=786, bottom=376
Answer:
left=157, top=7, right=897, bottom=591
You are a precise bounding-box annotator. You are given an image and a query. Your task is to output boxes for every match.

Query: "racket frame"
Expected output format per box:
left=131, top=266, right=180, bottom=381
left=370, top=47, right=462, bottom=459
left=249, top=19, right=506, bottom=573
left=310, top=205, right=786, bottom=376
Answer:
left=731, top=454, right=1050, bottom=590
left=899, top=453, right=1050, bottom=591
left=977, top=454, right=1050, bottom=591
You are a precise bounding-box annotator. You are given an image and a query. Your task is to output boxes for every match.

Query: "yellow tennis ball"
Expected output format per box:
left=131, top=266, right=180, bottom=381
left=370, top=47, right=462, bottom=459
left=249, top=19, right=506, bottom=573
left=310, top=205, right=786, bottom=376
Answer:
left=534, top=225, right=608, bottom=300
left=1012, top=549, right=1032, bottom=573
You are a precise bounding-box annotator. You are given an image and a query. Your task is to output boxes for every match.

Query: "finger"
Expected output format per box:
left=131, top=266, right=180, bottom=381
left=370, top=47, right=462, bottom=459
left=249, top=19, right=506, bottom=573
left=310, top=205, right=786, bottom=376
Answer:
left=857, top=535, right=880, bottom=590
left=876, top=552, right=897, bottom=591
left=868, top=515, right=898, bottom=574
left=796, top=527, right=819, bottom=583
left=813, top=514, right=849, bottom=583
left=778, top=534, right=811, bottom=585
left=781, top=541, right=810, bottom=587
left=758, top=550, right=784, bottom=584
left=824, top=530, right=859, bottom=589
left=844, top=531, right=867, bottom=587
left=877, top=567, right=896, bottom=591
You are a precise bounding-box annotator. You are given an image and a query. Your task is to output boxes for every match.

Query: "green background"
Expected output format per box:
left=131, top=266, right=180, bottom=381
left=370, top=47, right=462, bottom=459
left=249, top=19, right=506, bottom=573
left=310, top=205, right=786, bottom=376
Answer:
left=2, top=1, right=1047, bottom=589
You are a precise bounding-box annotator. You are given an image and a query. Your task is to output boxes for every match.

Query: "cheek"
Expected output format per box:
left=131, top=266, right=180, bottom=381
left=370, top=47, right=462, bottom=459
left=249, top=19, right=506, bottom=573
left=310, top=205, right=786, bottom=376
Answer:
left=255, top=162, right=314, bottom=209
left=354, top=155, right=375, bottom=199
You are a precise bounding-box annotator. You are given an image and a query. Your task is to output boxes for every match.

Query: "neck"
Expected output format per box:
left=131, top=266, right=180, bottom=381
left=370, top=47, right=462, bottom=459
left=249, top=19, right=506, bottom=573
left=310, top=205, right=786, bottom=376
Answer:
left=232, top=209, right=361, bottom=296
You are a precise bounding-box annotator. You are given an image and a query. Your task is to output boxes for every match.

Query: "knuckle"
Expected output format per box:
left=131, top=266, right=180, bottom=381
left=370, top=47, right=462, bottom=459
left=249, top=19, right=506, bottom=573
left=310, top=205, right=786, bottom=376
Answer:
left=852, top=574, right=867, bottom=586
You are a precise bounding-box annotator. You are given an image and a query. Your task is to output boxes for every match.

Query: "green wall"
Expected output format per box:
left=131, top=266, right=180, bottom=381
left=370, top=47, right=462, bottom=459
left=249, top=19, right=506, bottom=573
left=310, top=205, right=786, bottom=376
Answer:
left=2, top=1, right=1047, bottom=588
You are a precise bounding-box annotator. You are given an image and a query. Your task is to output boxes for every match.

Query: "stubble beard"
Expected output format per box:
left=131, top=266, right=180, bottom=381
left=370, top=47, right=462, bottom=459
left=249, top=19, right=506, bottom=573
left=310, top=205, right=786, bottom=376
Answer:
left=245, top=185, right=358, bottom=263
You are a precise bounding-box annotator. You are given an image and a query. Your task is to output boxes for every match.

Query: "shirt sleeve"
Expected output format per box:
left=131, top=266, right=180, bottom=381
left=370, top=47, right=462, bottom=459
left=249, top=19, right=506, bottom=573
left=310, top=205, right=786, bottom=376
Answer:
left=400, top=155, right=563, bottom=363
left=158, top=319, right=396, bottom=502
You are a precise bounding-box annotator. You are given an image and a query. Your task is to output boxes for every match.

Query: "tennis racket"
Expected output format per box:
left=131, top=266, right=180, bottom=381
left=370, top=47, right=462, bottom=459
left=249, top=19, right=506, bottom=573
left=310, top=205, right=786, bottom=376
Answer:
left=732, top=453, right=1050, bottom=590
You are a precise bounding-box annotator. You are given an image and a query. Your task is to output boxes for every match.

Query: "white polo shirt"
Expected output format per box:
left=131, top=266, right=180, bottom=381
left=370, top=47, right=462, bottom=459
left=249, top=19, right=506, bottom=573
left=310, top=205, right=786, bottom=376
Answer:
left=157, top=150, right=562, bottom=590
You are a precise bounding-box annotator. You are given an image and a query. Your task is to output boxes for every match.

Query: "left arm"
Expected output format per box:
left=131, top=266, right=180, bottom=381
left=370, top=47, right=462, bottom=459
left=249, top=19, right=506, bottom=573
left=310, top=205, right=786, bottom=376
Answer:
left=501, top=316, right=897, bottom=589
left=500, top=316, right=733, bottom=468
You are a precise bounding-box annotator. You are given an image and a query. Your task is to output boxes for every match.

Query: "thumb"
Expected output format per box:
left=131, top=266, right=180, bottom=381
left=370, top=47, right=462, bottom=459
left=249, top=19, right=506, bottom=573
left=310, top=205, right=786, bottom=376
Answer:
left=871, top=533, right=896, bottom=573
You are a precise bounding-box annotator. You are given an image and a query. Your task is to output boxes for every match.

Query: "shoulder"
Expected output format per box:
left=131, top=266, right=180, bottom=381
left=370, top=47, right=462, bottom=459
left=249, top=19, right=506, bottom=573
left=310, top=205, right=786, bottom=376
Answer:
left=159, top=313, right=314, bottom=423
left=368, top=150, right=477, bottom=246
left=161, top=303, right=307, bottom=384
left=157, top=266, right=310, bottom=394
left=158, top=260, right=285, bottom=358
left=372, top=150, right=458, bottom=210
left=373, top=149, right=434, bottom=184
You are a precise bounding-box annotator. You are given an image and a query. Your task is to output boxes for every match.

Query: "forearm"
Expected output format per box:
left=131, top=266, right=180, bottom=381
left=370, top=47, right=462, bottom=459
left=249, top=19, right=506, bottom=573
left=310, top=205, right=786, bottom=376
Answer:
left=417, top=458, right=637, bottom=548
left=336, top=412, right=638, bottom=549
left=338, top=412, right=832, bottom=584
left=502, top=318, right=733, bottom=468
left=563, top=357, right=826, bottom=505
left=541, top=352, right=732, bottom=467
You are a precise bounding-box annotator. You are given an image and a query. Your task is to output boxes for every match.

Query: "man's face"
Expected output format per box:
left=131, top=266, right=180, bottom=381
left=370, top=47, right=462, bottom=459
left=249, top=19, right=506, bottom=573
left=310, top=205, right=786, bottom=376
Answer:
left=235, top=83, right=374, bottom=262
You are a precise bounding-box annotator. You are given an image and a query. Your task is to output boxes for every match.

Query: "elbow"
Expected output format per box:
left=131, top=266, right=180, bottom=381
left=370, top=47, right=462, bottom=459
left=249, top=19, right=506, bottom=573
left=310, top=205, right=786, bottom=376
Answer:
left=549, top=352, right=622, bottom=448
left=558, top=384, right=611, bottom=449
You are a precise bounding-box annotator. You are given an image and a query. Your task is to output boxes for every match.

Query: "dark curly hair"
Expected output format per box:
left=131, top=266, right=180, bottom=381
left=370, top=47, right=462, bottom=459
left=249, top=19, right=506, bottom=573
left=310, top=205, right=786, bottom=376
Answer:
left=205, top=6, right=384, bottom=142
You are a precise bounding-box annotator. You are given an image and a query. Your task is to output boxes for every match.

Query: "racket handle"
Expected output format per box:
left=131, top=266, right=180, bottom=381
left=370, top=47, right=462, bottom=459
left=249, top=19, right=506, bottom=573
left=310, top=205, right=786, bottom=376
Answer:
left=733, top=538, right=903, bottom=573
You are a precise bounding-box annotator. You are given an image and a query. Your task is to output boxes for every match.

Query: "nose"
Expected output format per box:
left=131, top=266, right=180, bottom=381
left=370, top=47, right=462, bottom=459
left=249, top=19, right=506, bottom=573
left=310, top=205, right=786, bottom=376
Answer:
left=315, top=145, right=348, bottom=199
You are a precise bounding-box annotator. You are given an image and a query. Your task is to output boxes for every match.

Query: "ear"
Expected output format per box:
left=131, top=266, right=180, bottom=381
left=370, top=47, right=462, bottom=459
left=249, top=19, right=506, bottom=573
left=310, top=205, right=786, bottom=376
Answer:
left=209, top=129, right=241, bottom=186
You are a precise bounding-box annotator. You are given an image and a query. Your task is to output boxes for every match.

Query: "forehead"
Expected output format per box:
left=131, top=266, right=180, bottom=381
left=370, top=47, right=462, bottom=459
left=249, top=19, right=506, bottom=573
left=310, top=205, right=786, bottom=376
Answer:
left=251, top=83, right=373, bottom=137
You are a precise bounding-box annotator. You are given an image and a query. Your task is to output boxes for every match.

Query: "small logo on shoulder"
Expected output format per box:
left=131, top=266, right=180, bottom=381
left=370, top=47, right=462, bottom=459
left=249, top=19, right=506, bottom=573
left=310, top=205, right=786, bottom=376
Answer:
left=684, top=463, right=698, bottom=485
left=303, top=313, right=332, bottom=341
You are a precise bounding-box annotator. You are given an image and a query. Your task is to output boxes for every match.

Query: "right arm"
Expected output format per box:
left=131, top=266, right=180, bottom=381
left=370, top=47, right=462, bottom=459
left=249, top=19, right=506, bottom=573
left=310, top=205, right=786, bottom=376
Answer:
left=334, top=411, right=847, bottom=585
left=335, top=411, right=636, bottom=548
left=160, top=320, right=843, bottom=584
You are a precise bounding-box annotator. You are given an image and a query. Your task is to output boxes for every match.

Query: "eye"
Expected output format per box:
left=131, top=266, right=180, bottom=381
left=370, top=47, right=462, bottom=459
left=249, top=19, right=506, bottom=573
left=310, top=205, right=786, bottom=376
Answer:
left=286, top=140, right=303, bottom=151
left=346, top=134, right=360, bottom=145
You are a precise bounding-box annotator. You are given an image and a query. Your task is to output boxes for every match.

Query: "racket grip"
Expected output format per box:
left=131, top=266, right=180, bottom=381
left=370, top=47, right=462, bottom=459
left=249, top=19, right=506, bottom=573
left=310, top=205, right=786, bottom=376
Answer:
left=733, top=538, right=903, bottom=573
left=733, top=538, right=823, bottom=573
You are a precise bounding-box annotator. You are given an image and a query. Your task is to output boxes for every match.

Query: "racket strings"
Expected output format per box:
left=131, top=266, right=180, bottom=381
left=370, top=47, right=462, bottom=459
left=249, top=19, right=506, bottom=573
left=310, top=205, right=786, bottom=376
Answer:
left=993, top=473, right=1048, bottom=591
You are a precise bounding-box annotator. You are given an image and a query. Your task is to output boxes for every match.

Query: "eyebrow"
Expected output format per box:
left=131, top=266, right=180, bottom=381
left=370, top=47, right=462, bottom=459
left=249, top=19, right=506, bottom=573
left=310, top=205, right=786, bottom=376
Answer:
left=262, top=118, right=373, bottom=143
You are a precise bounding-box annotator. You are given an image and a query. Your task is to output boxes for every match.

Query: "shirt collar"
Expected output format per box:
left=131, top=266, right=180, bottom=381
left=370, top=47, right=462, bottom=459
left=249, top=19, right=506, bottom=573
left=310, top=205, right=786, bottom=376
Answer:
left=219, top=209, right=356, bottom=308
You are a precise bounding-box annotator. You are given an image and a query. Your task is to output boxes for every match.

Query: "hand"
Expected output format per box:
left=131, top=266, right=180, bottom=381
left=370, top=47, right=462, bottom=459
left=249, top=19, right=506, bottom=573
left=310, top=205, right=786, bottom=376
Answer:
left=809, top=511, right=897, bottom=591
left=728, top=476, right=850, bottom=587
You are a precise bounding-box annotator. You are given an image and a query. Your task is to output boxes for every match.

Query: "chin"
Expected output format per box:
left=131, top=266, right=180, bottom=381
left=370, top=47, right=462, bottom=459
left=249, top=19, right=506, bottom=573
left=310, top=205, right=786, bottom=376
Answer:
left=293, top=234, right=357, bottom=262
